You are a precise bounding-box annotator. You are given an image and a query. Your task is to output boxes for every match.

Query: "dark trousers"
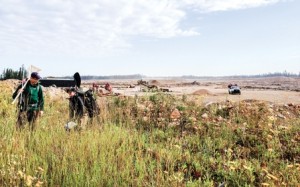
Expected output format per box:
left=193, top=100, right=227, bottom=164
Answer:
left=16, top=110, right=39, bottom=130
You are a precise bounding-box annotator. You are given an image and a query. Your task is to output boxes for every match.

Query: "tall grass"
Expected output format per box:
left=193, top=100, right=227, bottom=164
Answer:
left=0, top=83, right=299, bottom=186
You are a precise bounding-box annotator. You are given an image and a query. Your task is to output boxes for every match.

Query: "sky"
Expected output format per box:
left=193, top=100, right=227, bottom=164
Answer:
left=0, top=0, right=299, bottom=77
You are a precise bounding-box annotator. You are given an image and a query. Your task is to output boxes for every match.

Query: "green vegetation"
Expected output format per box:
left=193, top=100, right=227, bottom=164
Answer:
left=0, top=66, right=27, bottom=80
left=0, top=82, right=299, bottom=186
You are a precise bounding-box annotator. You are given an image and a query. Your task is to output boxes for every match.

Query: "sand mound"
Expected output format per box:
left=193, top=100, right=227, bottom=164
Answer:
left=150, top=80, right=160, bottom=85
left=44, top=87, right=67, bottom=101
left=0, top=79, right=20, bottom=92
left=192, top=89, right=212, bottom=96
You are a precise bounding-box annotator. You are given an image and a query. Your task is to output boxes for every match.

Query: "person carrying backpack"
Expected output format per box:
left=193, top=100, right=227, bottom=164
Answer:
left=12, top=72, right=44, bottom=130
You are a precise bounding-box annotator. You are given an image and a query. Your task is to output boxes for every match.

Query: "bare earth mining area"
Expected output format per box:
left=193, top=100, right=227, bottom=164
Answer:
left=83, top=77, right=300, bottom=105
left=4, top=76, right=300, bottom=105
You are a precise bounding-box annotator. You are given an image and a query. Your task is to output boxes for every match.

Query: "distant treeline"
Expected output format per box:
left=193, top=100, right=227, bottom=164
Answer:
left=60, top=72, right=300, bottom=80
left=0, top=67, right=27, bottom=80
left=181, top=71, right=300, bottom=79
left=1, top=67, right=299, bottom=80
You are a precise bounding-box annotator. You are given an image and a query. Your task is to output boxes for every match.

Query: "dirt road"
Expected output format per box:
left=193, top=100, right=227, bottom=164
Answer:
left=169, top=86, right=300, bottom=105
left=112, top=85, right=300, bottom=105
left=33, top=77, right=299, bottom=105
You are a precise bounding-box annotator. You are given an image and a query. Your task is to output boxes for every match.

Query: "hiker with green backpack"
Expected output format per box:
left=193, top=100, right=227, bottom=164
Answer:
left=12, top=72, right=44, bottom=130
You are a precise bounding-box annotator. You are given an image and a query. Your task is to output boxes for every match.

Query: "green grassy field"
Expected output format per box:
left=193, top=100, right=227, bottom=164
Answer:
left=0, top=82, right=299, bottom=186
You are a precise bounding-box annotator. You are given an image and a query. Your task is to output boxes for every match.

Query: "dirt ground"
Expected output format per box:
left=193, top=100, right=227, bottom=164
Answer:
left=87, top=77, right=300, bottom=105
left=4, top=77, right=300, bottom=105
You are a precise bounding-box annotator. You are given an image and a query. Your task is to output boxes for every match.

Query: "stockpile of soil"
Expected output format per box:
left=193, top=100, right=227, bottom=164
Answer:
left=150, top=80, right=160, bottom=85
left=0, top=79, right=20, bottom=92
left=192, top=89, right=212, bottom=96
left=44, top=87, right=67, bottom=101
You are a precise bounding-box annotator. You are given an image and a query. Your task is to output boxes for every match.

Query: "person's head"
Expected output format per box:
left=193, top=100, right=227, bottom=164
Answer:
left=30, top=72, right=41, bottom=85
left=105, top=83, right=112, bottom=92
left=65, top=87, right=76, bottom=97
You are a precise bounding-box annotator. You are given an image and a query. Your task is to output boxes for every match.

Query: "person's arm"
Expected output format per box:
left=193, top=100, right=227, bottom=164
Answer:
left=38, top=85, right=44, bottom=111
left=12, top=84, right=22, bottom=99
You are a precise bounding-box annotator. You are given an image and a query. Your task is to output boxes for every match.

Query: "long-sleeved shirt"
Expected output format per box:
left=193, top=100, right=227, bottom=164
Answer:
left=12, top=82, right=44, bottom=111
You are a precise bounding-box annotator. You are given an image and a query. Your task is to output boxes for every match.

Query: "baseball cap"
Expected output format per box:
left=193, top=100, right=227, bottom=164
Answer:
left=31, top=72, right=41, bottom=80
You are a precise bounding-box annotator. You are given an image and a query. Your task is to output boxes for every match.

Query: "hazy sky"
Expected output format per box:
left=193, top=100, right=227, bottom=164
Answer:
left=1, top=0, right=299, bottom=77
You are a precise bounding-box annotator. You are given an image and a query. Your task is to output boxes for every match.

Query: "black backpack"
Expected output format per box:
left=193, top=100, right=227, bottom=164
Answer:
left=68, top=88, right=99, bottom=119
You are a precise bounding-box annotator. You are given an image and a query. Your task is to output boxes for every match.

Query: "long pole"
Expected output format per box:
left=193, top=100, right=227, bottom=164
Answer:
left=12, top=64, right=31, bottom=105
left=19, top=64, right=25, bottom=104
left=12, top=78, right=30, bottom=104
